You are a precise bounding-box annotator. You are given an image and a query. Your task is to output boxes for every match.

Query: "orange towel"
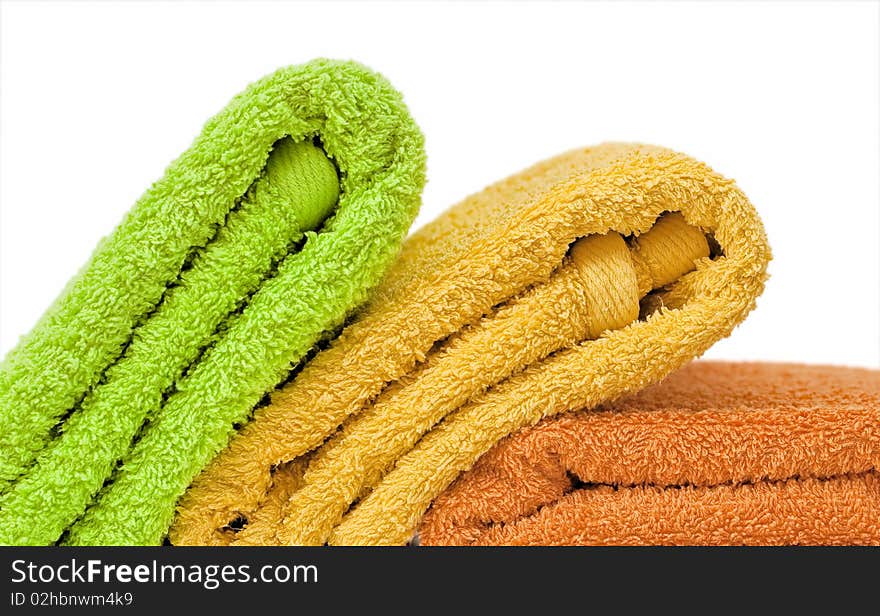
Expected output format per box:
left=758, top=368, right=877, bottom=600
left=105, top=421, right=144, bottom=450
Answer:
left=419, top=362, right=880, bottom=546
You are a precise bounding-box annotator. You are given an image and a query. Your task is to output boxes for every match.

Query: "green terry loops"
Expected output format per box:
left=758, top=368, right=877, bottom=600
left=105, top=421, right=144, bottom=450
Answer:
left=0, top=59, right=425, bottom=545
left=0, top=138, right=339, bottom=545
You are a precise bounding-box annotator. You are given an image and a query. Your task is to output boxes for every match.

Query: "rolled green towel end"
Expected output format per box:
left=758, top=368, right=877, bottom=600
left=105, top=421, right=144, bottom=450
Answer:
left=0, top=59, right=425, bottom=546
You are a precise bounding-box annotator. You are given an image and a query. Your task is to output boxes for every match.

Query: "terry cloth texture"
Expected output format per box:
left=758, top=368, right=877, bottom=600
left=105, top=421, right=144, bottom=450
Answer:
left=0, top=59, right=426, bottom=546
left=171, top=143, right=770, bottom=546
left=419, top=362, right=880, bottom=546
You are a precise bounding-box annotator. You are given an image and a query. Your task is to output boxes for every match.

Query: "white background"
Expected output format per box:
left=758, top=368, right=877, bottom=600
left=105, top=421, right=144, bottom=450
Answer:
left=1, top=1, right=878, bottom=367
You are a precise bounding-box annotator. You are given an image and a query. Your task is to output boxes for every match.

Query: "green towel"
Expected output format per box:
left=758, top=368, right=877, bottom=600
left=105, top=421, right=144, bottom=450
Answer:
left=0, top=59, right=425, bottom=545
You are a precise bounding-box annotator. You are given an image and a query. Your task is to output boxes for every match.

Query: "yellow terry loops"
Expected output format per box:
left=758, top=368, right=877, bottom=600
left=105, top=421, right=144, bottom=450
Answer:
left=630, top=212, right=713, bottom=293
left=170, top=141, right=771, bottom=546
left=213, top=211, right=709, bottom=546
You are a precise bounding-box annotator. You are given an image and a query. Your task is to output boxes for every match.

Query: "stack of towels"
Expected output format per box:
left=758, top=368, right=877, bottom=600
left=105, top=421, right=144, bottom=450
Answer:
left=1, top=60, right=876, bottom=546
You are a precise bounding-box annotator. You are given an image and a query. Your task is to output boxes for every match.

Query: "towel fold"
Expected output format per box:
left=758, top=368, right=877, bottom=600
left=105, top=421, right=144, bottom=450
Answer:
left=0, top=59, right=425, bottom=545
left=419, top=362, right=880, bottom=546
left=170, top=144, right=769, bottom=544
left=171, top=143, right=770, bottom=546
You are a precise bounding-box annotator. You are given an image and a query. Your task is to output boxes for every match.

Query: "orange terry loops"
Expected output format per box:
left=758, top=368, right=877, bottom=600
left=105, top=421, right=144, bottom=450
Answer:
left=419, top=362, right=880, bottom=546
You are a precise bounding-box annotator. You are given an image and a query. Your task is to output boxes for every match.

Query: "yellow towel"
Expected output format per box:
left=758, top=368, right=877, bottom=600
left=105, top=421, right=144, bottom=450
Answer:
left=170, top=143, right=770, bottom=545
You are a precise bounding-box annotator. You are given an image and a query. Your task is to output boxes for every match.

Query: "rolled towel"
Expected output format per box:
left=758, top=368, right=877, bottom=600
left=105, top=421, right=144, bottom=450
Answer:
left=171, top=143, right=771, bottom=546
left=419, top=362, right=880, bottom=546
left=0, top=59, right=425, bottom=545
